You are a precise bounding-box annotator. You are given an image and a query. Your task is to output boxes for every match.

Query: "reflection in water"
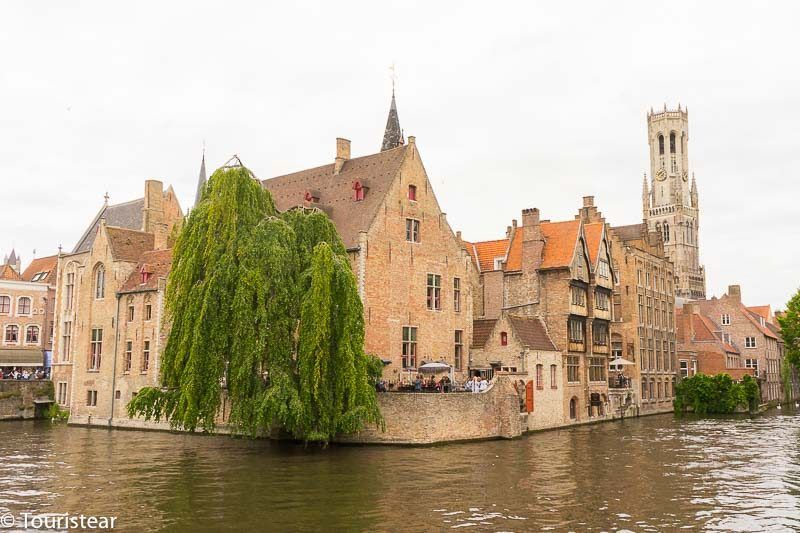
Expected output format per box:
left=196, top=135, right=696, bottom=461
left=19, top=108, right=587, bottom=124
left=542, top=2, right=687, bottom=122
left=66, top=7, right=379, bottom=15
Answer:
left=0, top=410, right=799, bottom=531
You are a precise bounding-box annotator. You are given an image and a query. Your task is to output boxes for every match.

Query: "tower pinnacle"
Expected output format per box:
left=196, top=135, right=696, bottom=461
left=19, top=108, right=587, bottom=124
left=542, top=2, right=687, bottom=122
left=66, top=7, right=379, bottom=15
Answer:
left=381, top=89, right=404, bottom=152
left=194, top=146, right=207, bottom=207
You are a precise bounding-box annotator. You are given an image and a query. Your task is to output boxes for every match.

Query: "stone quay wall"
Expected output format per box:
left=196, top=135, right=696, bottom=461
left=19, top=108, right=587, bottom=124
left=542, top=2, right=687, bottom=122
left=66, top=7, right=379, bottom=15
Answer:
left=336, top=377, right=524, bottom=445
left=0, top=380, right=53, bottom=420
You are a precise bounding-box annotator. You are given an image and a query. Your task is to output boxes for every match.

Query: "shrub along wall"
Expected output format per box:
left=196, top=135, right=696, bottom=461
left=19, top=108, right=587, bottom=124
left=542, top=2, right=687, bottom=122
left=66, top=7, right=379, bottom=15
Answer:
left=673, top=373, right=760, bottom=415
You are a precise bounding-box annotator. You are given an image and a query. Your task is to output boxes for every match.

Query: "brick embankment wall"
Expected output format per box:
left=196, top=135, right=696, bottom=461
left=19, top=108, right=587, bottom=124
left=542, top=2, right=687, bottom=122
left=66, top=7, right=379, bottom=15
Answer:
left=0, top=380, right=54, bottom=420
left=336, top=377, right=524, bottom=445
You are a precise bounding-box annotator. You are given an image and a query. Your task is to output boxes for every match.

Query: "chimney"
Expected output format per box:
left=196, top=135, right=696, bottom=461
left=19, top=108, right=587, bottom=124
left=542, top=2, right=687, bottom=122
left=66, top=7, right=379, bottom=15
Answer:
left=143, top=180, right=168, bottom=249
left=679, top=303, right=697, bottom=341
left=334, top=138, right=351, bottom=175
left=521, top=208, right=544, bottom=273
left=577, top=195, right=602, bottom=223
left=727, top=285, right=741, bottom=303
left=583, top=195, right=594, bottom=207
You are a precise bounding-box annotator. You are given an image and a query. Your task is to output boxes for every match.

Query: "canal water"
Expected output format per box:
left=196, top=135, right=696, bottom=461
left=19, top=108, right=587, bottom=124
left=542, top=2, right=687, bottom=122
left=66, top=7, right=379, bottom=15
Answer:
left=1, top=410, right=799, bottom=532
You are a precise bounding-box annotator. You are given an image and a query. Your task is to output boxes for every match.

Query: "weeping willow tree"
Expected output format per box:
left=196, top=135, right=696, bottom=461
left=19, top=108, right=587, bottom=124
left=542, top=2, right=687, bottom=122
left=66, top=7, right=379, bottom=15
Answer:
left=128, top=160, right=382, bottom=442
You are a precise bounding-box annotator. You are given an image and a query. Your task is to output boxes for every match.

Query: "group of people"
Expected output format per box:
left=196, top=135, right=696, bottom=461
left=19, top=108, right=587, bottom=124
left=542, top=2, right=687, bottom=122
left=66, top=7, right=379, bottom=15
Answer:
left=465, top=375, right=489, bottom=393
left=0, top=367, right=47, bottom=380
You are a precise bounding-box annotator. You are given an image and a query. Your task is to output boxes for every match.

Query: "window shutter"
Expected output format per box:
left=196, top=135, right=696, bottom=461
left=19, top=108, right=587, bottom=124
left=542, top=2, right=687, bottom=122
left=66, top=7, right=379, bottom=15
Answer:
left=525, top=380, right=534, bottom=413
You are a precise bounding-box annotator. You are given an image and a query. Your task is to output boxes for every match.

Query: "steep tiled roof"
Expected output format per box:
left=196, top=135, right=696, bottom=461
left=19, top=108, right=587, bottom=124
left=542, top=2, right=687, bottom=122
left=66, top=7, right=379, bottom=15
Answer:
left=469, top=239, right=509, bottom=272
left=584, top=222, right=604, bottom=265
left=73, top=198, right=145, bottom=253
left=262, top=146, right=408, bottom=250
left=677, top=309, right=739, bottom=353
left=747, top=305, right=771, bottom=322
left=0, top=264, right=21, bottom=281
left=106, top=227, right=155, bottom=262
left=21, top=255, right=58, bottom=284
left=505, top=220, right=581, bottom=272
left=507, top=316, right=558, bottom=351
left=611, top=223, right=645, bottom=242
left=471, top=319, right=497, bottom=348
left=742, top=307, right=777, bottom=339
left=120, top=249, right=173, bottom=293
left=541, top=220, right=581, bottom=270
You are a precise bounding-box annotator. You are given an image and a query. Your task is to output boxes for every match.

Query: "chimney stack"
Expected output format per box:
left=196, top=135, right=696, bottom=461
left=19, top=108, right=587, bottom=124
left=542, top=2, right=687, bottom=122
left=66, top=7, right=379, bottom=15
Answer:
left=334, top=138, right=351, bottom=175
left=727, top=285, right=741, bottom=303
left=583, top=195, right=594, bottom=207
left=521, top=208, right=544, bottom=275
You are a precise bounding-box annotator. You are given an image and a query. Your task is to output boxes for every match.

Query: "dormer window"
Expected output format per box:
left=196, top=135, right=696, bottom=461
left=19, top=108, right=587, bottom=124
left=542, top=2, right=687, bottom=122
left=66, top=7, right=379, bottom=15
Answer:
left=408, top=184, right=417, bottom=201
left=140, top=265, right=151, bottom=284
left=352, top=181, right=365, bottom=201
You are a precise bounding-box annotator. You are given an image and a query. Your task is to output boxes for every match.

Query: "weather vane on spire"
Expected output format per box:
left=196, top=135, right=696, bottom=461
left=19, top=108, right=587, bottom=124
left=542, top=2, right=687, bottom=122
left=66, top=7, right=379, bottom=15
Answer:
left=389, top=62, right=397, bottom=95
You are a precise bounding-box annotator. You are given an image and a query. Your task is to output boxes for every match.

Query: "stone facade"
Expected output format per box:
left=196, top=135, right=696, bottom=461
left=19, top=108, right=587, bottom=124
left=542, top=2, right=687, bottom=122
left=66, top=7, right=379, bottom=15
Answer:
left=689, top=286, right=783, bottom=403
left=51, top=180, right=181, bottom=420
left=0, top=380, right=53, bottom=420
left=607, top=222, right=678, bottom=415
left=337, top=376, right=523, bottom=444
left=643, top=106, right=706, bottom=299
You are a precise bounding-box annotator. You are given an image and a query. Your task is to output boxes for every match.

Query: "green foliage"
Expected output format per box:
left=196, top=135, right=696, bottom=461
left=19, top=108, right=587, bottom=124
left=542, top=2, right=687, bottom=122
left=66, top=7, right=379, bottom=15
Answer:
left=673, top=373, right=760, bottom=415
left=777, top=288, right=800, bottom=371
left=46, top=403, right=70, bottom=422
left=127, top=163, right=382, bottom=442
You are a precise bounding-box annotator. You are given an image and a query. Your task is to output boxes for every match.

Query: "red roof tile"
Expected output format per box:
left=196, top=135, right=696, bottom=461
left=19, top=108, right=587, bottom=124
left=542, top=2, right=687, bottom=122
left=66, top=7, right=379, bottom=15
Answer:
left=0, top=264, right=21, bottom=281
left=507, top=316, right=558, bottom=351
left=119, top=249, right=173, bottom=293
left=469, top=239, right=509, bottom=272
left=106, top=227, right=155, bottom=262
left=471, top=319, right=497, bottom=348
left=584, top=222, right=604, bottom=265
left=21, top=255, right=57, bottom=284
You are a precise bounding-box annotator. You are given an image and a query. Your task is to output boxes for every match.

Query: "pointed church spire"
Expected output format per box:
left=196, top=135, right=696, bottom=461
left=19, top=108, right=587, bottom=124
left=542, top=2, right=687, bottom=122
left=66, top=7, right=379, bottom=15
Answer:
left=194, top=146, right=207, bottom=207
left=381, top=89, right=404, bottom=151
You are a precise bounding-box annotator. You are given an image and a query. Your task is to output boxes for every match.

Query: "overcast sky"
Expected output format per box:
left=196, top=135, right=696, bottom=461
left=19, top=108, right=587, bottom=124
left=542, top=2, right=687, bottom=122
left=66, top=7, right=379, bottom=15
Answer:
left=1, top=1, right=798, bottom=309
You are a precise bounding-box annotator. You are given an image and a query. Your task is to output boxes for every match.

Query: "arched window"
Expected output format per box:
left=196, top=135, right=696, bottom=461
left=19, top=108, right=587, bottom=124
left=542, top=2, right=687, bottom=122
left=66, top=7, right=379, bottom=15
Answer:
left=663, top=222, right=670, bottom=243
left=17, top=297, right=31, bottom=316
left=658, top=135, right=665, bottom=155
left=25, top=325, right=39, bottom=344
left=669, top=132, right=676, bottom=153
left=4, top=325, right=19, bottom=344
left=569, top=397, right=578, bottom=420
left=94, top=264, right=105, bottom=300
left=0, top=295, right=10, bottom=314
left=500, top=331, right=508, bottom=346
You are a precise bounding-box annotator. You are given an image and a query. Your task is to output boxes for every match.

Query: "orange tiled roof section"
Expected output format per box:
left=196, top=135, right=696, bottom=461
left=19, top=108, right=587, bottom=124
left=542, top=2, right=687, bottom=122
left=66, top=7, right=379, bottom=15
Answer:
left=506, top=220, right=581, bottom=272
left=470, top=239, right=509, bottom=272
left=119, top=249, right=173, bottom=293
left=106, top=227, right=156, bottom=262
left=21, top=255, right=58, bottom=283
left=584, top=222, right=604, bottom=265
left=742, top=306, right=777, bottom=339
left=0, top=264, right=21, bottom=281
left=747, top=305, right=771, bottom=321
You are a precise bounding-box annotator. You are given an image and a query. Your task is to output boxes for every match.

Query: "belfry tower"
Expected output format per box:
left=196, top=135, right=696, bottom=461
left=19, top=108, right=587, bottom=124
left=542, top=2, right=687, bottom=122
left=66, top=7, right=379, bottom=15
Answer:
left=642, top=105, right=706, bottom=299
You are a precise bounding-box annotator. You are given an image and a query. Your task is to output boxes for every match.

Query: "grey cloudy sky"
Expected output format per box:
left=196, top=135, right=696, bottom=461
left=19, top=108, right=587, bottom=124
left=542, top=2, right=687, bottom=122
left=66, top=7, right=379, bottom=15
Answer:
left=1, top=1, right=798, bottom=309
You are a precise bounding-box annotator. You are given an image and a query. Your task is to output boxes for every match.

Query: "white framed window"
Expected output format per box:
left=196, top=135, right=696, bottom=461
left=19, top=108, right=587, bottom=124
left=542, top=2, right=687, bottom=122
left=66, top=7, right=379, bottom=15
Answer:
left=721, top=314, right=730, bottom=326
left=405, top=218, right=420, bottom=243
left=17, top=296, right=32, bottom=316
left=57, top=382, right=68, bottom=406
left=453, top=278, right=461, bottom=312
left=745, top=358, right=758, bottom=371
left=4, top=324, right=20, bottom=344
left=597, top=260, right=610, bottom=279
left=454, top=330, right=463, bottom=371
left=679, top=360, right=688, bottom=378
left=25, top=325, right=39, bottom=344
left=745, top=336, right=756, bottom=349
left=0, top=295, right=10, bottom=315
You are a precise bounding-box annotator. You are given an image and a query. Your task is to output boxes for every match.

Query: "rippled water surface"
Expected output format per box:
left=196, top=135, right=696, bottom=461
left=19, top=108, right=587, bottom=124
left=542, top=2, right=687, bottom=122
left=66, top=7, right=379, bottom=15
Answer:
left=1, top=410, right=800, bottom=531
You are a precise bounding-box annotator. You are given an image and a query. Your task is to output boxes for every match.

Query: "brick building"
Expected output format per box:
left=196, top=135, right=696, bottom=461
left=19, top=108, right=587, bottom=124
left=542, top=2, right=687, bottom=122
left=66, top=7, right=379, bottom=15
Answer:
left=467, top=198, right=615, bottom=423
left=470, top=313, right=564, bottom=430
left=51, top=180, right=182, bottom=417
left=262, top=94, right=475, bottom=384
left=0, top=252, right=57, bottom=371
left=689, top=285, right=782, bottom=404
left=606, top=221, right=678, bottom=414
left=676, top=302, right=753, bottom=380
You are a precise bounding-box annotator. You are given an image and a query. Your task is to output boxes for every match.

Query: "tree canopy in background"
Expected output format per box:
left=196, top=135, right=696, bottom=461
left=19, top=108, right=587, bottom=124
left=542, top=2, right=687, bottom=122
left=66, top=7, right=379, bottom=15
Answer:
left=128, top=161, right=382, bottom=442
left=778, top=288, right=800, bottom=371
